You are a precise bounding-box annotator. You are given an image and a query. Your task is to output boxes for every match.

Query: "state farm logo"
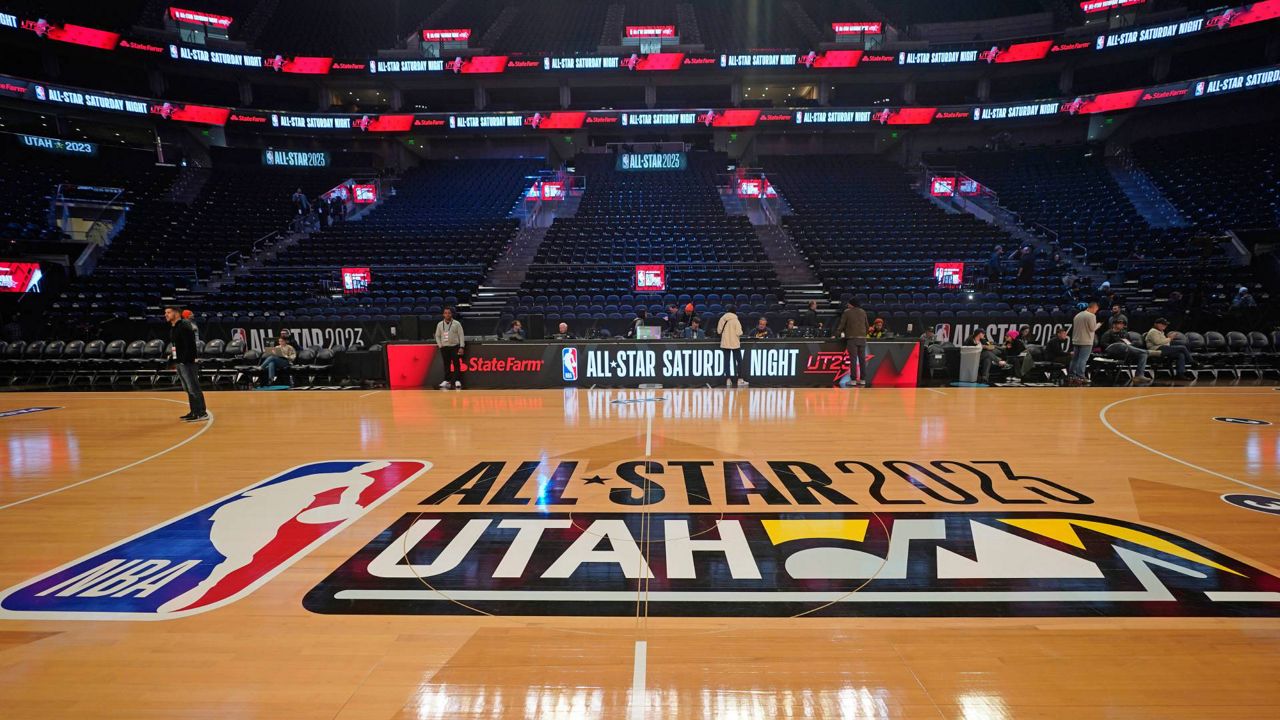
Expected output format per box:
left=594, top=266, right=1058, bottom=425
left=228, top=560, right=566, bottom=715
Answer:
left=1143, top=89, right=1187, bottom=100
left=230, top=113, right=266, bottom=123
left=586, top=116, right=618, bottom=124
left=508, top=60, right=540, bottom=68
left=464, top=356, right=543, bottom=373
left=120, top=40, right=163, bottom=53
left=682, top=56, right=716, bottom=65
left=936, top=110, right=970, bottom=119
left=760, top=113, right=792, bottom=121
left=414, top=118, right=446, bottom=126
left=1051, top=42, right=1091, bottom=52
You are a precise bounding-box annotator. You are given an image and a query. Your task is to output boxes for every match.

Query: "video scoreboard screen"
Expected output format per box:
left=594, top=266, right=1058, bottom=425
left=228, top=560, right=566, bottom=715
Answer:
left=0, top=261, right=42, bottom=293
left=635, top=264, right=667, bottom=292
left=341, top=267, right=371, bottom=294
left=617, top=152, right=687, bottom=171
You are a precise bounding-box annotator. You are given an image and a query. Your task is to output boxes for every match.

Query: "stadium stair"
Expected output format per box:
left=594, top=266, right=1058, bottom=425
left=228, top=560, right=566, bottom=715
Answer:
left=755, top=225, right=817, bottom=286
left=1105, top=153, right=1192, bottom=230
left=478, top=5, right=521, bottom=51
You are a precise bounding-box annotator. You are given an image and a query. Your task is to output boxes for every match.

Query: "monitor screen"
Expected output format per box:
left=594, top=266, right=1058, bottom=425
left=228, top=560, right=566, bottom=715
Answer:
left=934, top=262, right=965, bottom=287
left=341, top=267, right=371, bottom=293
left=634, top=264, right=667, bottom=292
left=0, top=262, right=42, bottom=293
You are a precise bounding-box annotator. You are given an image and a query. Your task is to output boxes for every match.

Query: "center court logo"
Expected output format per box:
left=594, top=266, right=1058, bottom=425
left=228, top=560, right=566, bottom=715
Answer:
left=562, top=347, right=578, bottom=381
left=303, top=511, right=1280, bottom=617
left=0, top=460, right=430, bottom=620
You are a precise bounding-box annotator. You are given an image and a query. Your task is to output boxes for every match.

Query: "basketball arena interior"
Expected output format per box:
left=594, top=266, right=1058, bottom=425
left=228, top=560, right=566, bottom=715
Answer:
left=0, top=1, right=1278, bottom=718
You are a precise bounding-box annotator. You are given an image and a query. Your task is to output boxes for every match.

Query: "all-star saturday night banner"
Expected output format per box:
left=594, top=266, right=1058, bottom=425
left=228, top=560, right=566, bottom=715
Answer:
left=1, top=64, right=1277, bottom=133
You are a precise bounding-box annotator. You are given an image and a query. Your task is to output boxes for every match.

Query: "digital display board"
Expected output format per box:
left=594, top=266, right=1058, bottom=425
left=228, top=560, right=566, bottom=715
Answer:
left=625, top=25, right=676, bottom=38
left=169, top=7, right=233, bottom=28
left=634, top=265, right=667, bottom=292
left=262, top=149, right=329, bottom=167
left=341, top=267, right=371, bottom=294
left=1080, top=0, right=1145, bottom=13
left=0, top=262, right=42, bottom=293
left=934, top=263, right=965, bottom=287
left=18, top=134, right=97, bottom=156
left=617, top=152, right=687, bottom=170
left=422, top=29, right=470, bottom=42
left=832, top=22, right=882, bottom=34
left=352, top=185, right=377, bottom=204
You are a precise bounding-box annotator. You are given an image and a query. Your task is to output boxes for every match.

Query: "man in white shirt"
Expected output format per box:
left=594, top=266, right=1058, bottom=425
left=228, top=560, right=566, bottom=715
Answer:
left=1069, top=301, right=1099, bottom=385
left=433, top=307, right=465, bottom=389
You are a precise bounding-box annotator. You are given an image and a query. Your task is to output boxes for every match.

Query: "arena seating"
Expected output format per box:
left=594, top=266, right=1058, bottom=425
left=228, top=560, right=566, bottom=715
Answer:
left=508, top=152, right=782, bottom=328
left=252, top=0, right=425, bottom=57
left=0, top=147, right=171, bottom=246
left=932, top=139, right=1273, bottom=321
left=1131, top=123, right=1280, bottom=232
left=763, top=154, right=1072, bottom=318
left=97, top=165, right=346, bottom=275
left=4, top=0, right=150, bottom=32
left=202, top=158, right=540, bottom=323
left=692, top=0, right=809, bottom=51
left=931, top=147, right=1151, bottom=265
left=499, top=1, right=611, bottom=54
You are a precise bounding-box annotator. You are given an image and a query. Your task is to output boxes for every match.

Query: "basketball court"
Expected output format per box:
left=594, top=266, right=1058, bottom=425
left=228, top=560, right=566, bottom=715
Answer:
left=1, top=387, right=1278, bottom=719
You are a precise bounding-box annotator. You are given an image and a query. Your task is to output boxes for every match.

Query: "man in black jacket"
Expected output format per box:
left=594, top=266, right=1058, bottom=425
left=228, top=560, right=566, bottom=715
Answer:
left=166, top=306, right=207, bottom=421
left=833, top=298, right=869, bottom=386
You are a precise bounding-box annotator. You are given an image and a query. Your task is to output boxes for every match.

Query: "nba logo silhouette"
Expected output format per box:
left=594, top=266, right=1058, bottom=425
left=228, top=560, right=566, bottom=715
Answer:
left=562, top=347, right=579, bottom=382
left=0, top=460, right=429, bottom=620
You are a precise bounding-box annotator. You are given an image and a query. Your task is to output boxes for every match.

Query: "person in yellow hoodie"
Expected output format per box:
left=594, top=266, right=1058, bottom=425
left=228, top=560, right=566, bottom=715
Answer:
left=717, top=305, right=746, bottom=387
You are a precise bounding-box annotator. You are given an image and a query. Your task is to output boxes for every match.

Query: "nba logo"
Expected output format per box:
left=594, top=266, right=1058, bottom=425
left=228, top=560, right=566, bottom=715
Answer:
left=0, top=460, right=429, bottom=620
left=562, top=347, right=579, bottom=382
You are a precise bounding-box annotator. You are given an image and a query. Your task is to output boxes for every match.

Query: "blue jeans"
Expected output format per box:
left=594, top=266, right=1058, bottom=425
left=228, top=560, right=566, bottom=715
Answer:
left=1069, top=345, right=1092, bottom=379
left=1157, top=345, right=1191, bottom=375
left=260, top=355, right=289, bottom=384
left=175, top=362, right=206, bottom=415
left=1107, top=346, right=1148, bottom=377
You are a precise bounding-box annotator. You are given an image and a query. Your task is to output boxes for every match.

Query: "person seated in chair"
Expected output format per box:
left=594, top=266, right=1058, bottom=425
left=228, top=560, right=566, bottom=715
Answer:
left=1099, top=318, right=1152, bottom=384
left=750, top=317, right=775, bottom=339
left=502, top=319, right=526, bottom=341
left=1143, top=317, right=1193, bottom=379
left=682, top=317, right=706, bottom=340
left=1046, top=328, right=1072, bottom=366
left=867, top=317, right=888, bottom=339
left=258, top=335, right=296, bottom=386
left=966, top=329, right=1009, bottom=384
left=999, top=329, right=1033, bottom=381
left=551, top=322, right=575, bottom=340
left=781, top=318, right=804, bottom=338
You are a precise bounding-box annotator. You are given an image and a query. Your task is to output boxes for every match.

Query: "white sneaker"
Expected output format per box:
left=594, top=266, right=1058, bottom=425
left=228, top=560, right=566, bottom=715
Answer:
left=438, top=381, right=451, bottom=389
left=737, top=379, right=749, bottom=388
left=453, top=381, right=463, bottom=389
left=726, top=379, right=733, bottom=388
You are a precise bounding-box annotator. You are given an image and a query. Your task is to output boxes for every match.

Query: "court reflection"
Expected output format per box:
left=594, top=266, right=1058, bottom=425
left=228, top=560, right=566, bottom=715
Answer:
left=404, top=682, right=902, bottom=719
left=408, top=684, right=606, bottom=720
left=3, top=428, right=80, bottom=479
left=954, top=691, right=1011, bottom=720
left=575, top=387, right=902, bottom=423
left=694, top=685, right=893, bottom=719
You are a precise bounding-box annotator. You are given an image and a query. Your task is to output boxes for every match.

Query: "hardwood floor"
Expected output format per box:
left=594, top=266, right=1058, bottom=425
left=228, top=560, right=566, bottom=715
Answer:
left=0, top=387, right=1277, bottom=719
